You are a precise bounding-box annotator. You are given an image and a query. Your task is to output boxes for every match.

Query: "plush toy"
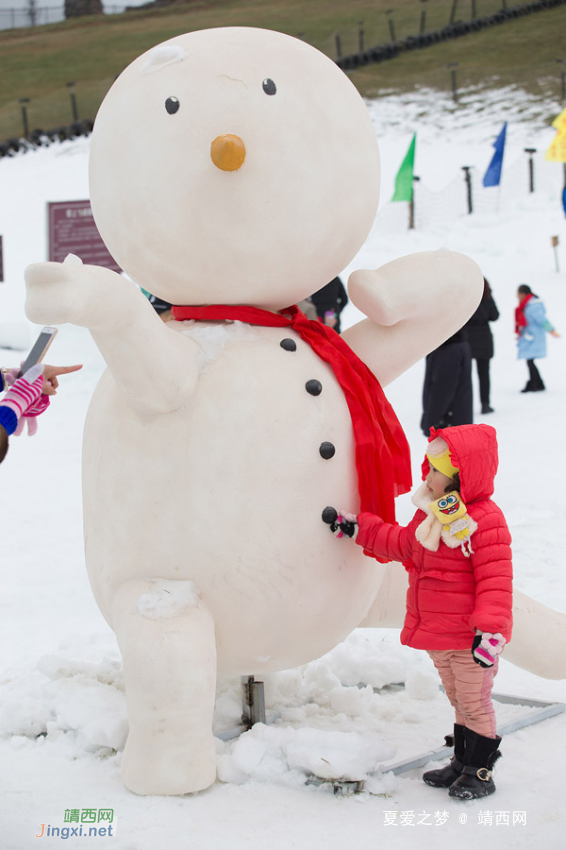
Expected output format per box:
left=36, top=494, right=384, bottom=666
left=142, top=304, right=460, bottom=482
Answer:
left=23, top=28, right=562, bottom=797
left=429, top=491, right=476, bottom=555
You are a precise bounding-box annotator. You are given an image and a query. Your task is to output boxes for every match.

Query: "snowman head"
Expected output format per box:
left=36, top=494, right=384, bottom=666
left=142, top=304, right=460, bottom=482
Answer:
left=89, top=27, right=380, bottom=309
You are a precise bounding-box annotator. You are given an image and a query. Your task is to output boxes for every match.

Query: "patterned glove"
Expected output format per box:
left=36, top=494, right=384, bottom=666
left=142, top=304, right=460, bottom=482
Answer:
left=472, top=632, right=506, bottom=668
left=0, top=365, right=49, bottom=436
left=321, top=506, right=359, bottom=539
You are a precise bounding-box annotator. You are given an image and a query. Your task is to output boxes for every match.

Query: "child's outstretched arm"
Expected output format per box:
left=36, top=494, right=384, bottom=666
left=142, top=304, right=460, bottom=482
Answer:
left=323, top=506, right=416, bottom=563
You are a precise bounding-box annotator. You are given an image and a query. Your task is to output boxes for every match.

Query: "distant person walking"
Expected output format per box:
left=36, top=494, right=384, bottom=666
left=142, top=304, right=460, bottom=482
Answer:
left=515, top=284, right=559, bottom=393
left=464, top=278, right=499, bottom=414
left=421, top=329, right=473, bottom=436
left=310, top=277, right=349, bottom=333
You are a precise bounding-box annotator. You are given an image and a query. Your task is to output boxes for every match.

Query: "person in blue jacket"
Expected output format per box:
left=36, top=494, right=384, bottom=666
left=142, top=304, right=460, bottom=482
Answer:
left=515, top=284, right=560, bottom=393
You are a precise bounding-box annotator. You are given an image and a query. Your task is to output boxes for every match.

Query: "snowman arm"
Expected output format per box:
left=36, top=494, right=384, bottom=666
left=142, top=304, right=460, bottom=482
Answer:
left=341, top=250, right=483, bottom=387
left=25, top=261, right=199, bottom=413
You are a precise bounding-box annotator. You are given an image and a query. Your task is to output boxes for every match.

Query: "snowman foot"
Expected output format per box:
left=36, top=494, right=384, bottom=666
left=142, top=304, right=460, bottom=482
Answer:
left=121, top=729, right=216, bottom=796
left=112, top=578, right=218, bottom=795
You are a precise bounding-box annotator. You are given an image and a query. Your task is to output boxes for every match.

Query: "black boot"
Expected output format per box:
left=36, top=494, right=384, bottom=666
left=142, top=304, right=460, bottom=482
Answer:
left=423, top=724, right=466, bottom=788
left=520, top=381, right=533, bottom=393
left=448, top=729, right=501, bottom=800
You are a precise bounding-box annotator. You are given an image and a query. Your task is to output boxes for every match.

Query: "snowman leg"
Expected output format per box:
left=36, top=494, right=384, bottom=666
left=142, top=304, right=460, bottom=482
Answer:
left=111, top=578, right=217, bottom=795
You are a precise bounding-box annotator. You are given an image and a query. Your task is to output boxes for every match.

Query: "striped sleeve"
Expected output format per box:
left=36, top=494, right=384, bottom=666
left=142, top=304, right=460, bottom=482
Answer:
left=0, top=372, right=44, bottom=417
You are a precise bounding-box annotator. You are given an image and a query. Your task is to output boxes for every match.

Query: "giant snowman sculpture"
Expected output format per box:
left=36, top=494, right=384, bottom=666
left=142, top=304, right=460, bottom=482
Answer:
left=25, top=28, right=565, bottom=796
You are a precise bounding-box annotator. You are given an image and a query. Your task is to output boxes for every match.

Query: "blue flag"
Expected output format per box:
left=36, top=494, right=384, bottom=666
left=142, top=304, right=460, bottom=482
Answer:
left=483, top=122, right=507, bottom=188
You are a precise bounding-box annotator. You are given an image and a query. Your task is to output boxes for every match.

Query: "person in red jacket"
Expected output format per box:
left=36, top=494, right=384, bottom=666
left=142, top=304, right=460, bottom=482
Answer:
left=326, top=423, right=512, bottom=800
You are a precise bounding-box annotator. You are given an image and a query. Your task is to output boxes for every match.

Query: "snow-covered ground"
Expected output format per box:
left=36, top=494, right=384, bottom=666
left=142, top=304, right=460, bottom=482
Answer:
left=0, top=84, right=565, bottom=849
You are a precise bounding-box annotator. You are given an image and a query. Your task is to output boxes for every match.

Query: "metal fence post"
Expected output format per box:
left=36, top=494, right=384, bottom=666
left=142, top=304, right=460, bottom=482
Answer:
left=556, top=59, right=566, bottom=102
left=386, top=9, right=396, bottom=43
left=335, top=33, right=342, bottom=59
left=420, top=0, right=428, bottom=35
left=67, top=81, right=79, bottom=122
left=449, top=0, right=459, bottom=25
left=409, top=176, right=420, bottom=230
left=524, top=148, right=537, bottom=193
left=18, top=97, right=30, bottom=138
left=448, top=63, right=459, bottom=102
left=462, top=166, right=473, bottom=213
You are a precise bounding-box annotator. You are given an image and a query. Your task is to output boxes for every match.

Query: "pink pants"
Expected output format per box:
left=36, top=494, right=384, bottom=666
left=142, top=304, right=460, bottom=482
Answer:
left=427, top=649, right=498, bottom=738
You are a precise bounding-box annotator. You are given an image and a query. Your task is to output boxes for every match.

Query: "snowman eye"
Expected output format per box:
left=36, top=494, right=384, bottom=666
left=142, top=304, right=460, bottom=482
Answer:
left=262, top=78, right=277, bottom=96
left=165, top=97, right=180, bottom=115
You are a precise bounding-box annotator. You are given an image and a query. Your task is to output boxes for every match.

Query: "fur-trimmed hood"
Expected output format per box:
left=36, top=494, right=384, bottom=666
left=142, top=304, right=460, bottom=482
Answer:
left=422, top=424, right=499, bottom=505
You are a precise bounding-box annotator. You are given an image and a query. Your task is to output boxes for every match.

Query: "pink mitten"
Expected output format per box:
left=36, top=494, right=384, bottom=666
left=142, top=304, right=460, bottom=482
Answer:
left=325, top=509, right=359, bottom=539
left=472, top=632, right=506, bottom=668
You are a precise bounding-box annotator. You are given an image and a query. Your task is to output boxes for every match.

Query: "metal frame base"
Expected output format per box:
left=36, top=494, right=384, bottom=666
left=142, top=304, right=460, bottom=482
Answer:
left=375, top=687, right=565, bottom=777
left=304, top=686, right=564, bottom=792
left=214, top=678, right=564, bottom=794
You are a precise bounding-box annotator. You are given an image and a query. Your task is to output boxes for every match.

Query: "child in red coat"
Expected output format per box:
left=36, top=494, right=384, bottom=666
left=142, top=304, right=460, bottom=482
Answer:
left=327, top=423, right=512, bottom=800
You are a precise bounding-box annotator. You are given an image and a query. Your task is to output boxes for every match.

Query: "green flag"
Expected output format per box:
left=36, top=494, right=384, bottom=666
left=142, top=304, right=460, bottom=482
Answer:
left=392, top=133, right=416, bottom=202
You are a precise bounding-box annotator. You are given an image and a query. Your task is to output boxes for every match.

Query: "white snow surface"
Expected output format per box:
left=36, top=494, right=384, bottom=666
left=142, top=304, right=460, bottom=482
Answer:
left=1, top=85, right=565, bottom=849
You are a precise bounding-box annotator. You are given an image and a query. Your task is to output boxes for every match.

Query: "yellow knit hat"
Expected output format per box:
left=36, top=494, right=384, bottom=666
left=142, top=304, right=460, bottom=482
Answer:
left=426, top=447, right=459, bottom=479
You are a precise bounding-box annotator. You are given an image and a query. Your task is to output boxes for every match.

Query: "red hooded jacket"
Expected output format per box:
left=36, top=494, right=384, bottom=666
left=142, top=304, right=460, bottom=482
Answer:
left=356, top=424, right=513, bottom=651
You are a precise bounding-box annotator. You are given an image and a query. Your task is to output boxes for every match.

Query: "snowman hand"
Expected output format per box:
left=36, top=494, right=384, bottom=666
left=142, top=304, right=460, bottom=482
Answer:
left=321, top=506, right=358, bottom=540
left=472, top=632, right=506, bottom=668
left=25, top=258, right=125, bottom=329
left=344, top=251, right=483, bottom=387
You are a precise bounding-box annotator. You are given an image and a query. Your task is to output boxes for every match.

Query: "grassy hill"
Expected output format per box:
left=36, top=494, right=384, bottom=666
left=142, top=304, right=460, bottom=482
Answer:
left=1, top=0, right=565, bottom=139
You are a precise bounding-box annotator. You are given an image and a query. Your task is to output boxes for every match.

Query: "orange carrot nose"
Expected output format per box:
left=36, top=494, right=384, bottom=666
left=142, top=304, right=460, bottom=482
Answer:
left=210, top=134, right=246, bottom=172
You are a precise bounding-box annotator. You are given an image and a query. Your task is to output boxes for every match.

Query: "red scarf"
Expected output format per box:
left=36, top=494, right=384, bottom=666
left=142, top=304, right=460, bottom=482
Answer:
left=515, top=293, right=534, bottom=336
left=172, top=304, right=412, bottom=557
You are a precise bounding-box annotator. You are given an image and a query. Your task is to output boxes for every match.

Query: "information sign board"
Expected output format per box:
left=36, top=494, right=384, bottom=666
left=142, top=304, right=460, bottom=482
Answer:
left=48, top=201, right=120, bottom=272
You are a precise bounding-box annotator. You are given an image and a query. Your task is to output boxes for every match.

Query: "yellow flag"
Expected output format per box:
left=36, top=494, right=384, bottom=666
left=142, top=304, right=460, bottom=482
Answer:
left=546, top=137, right=566, bottom=162
left=546, top=107, right=566, bottom=162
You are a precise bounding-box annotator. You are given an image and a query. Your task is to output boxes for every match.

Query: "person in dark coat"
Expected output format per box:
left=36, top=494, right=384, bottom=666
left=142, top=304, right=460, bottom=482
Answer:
left=421, top=328, right=473, bottom=436
left=464, top=278, right=499, bottom=414
left=310, top=277, right=349, bottom=333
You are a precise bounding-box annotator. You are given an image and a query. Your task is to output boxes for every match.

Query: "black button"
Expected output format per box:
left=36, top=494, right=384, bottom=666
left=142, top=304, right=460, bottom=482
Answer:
left=306, top=379, right=322, bottom=396
left=322, top=506, right=338, bottom=524
left=280, top=338, right=296, bottom=351
left=319, top=442, right=335, bottom=459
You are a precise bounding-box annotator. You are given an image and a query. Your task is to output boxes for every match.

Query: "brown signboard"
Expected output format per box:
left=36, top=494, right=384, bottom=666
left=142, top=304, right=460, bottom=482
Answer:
left=48, top=200, right=120, bottom=272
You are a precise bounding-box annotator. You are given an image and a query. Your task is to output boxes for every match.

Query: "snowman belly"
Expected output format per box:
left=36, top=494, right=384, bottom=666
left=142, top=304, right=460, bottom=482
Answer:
left=83, top=326, right=383, bottom=673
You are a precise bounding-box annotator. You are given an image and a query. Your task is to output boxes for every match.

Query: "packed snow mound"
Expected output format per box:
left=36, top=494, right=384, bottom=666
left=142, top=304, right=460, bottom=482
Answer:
left=217, top=724, right=395, bottom=784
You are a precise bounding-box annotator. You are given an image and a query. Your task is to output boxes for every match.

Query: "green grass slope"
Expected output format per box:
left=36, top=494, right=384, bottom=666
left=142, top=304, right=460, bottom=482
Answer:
left=1, top=0, right=565, bottom=139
